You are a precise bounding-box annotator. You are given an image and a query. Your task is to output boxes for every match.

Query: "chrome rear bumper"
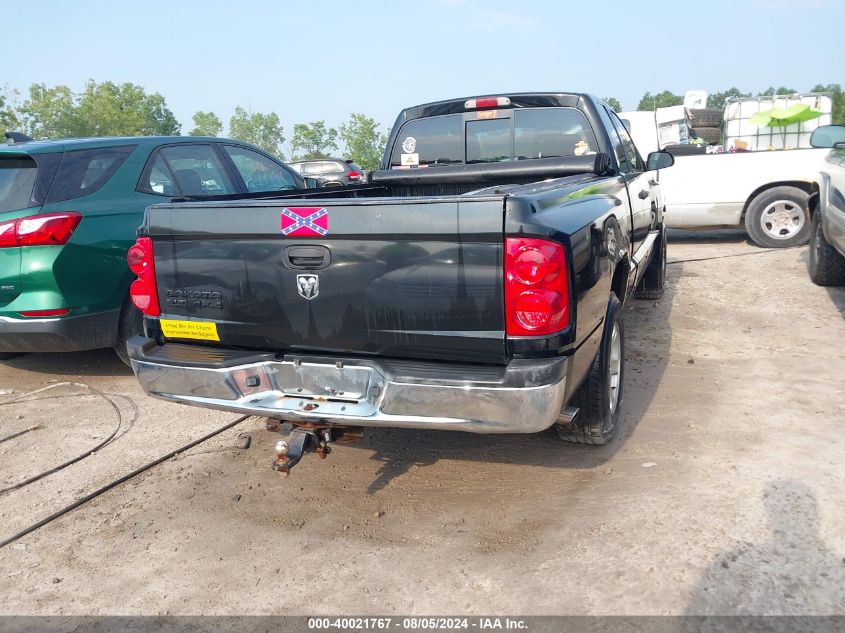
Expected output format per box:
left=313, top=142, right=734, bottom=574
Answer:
left=128, top=337, right=569, bottom=434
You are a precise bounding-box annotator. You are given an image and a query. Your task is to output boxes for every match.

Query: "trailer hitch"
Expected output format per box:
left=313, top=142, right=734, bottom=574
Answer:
left=271, top=423, right=363, bottom=477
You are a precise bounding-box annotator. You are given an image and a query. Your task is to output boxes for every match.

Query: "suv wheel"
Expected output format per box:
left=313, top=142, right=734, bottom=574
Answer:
left=809, top=211, right=845, bottom=286
left=114, top=298, right=143, bottom=367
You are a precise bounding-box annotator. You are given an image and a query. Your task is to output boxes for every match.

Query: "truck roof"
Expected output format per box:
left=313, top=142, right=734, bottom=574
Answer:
left=396, top=92, right=595, bottom=122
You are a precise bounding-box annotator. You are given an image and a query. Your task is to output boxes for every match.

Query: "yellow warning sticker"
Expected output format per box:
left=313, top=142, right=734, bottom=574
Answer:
left=160, top=319, right=220, bottom=341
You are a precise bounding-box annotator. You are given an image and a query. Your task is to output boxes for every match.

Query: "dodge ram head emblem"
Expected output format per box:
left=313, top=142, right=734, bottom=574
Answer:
left=297, top=274, right=319, bottom=300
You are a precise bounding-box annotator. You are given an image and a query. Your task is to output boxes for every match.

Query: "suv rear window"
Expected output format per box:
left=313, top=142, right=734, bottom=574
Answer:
left=389, top=108, right=598, bottom=167
left=0, top=153, right=61, bottom=213
left=45, top=146, right=135, bottom=204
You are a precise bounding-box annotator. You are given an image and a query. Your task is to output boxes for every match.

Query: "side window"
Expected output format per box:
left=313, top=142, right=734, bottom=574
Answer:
left=138, top=152, right=179, bottom=195
left=224, top=146, right=298, bottom=192
left=159, top=145, right=234, bottom=195
left=45, top=146, right=135, bottom=203
left=599, top=106, right=631, bottom=173
left=610, top=112, right=644, bottom=172
left=325, top=161, right=345, bottom=174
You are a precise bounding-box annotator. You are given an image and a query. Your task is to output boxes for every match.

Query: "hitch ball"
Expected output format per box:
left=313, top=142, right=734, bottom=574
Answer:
left=274, top=440, right=289, bottom=457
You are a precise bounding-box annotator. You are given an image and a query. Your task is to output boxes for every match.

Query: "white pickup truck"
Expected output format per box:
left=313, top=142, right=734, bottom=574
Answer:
left=621, top=111, right=845, bottom=248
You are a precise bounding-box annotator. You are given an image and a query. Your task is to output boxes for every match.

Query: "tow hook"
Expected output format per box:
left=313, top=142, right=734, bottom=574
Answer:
left=271, top=423, right=363, bottom=477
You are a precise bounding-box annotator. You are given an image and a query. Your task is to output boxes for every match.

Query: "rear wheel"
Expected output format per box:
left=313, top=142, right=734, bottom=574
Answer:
left=556, top=293, right=624, bottom=445
left=114, top=298, right=143, bottom=367
left=809, top=211, right=845, bottom=286
left=745, top=186, right=811, bottom=248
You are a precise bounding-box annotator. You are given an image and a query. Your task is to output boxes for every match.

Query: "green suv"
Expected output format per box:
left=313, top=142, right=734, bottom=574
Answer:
left=0, top=135, right=304, bottom=364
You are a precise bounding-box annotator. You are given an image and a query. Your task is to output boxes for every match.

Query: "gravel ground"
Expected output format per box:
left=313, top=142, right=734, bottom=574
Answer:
left=0, top=232, right=843, bottom=616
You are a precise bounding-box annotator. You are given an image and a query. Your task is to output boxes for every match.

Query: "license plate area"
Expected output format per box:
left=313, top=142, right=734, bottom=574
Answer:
left=227, top=358, right=386, bottom=419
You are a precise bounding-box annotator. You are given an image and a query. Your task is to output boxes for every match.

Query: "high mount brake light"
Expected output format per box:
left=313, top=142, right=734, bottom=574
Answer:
left=127, top=237, right=160, bottom=317
left=504, top=238, right=569, bottom=336
left=465, top=97, right=511, bottom=110
left=0, top=212, right=82, bottom=248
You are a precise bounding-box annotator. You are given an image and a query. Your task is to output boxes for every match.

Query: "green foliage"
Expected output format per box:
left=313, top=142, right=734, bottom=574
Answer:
left=603, top=97, right=622, bottom=112
left=0, top=93, right=19, bottom=134
left=637, top=90, right=683, bottom=111
left=228, top=107, right=285, bottom=157
left=760, top=86, right=798, bottom=96
left=291, top=121, right=338, bottom=161
left=338, top=113, right=388, bottom=171
left=708, top=87, right=751, bottom=111
left=18, top=80, right=180, bottom=138
left=811, top=83, right=845, bottom=125
left=189, top=111, right=222, bottom=136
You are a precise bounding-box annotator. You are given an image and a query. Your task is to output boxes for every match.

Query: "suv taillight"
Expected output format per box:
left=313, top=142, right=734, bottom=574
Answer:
left=504, top=237, right=569, bottom=336
left=347, top=170, right=362, bottom=179
left=127, top=237, right=160, bottom=317
left=0, top=212, right=82, bottom=248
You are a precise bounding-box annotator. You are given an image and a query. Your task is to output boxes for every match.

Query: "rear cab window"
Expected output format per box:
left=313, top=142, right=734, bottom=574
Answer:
left=389, top=107, right=598, bottom=168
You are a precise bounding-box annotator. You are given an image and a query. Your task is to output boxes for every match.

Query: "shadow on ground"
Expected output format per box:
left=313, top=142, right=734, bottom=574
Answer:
left=357, top=261, right=681, bottom=493
left=0, top=348, right=131, bottom=378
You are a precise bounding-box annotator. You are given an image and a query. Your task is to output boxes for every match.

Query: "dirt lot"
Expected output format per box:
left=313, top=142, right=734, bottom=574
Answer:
left=0, top=233, right=843, bottom=616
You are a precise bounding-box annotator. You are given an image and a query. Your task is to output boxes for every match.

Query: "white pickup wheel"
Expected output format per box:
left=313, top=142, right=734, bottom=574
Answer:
left=745, top=186, right=811, bottom=248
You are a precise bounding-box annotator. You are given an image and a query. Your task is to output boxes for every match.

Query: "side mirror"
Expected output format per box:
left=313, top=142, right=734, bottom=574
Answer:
left=646, top=150, right=674, bottom=171
left=303, top=177, right=320, bottom=189
left=835, top=142, right=845, bottom=150
left=810, top=125, right=845, bottom=148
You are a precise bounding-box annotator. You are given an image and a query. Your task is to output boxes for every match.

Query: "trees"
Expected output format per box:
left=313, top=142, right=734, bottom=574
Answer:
left=291, top=121, right=338, bottom=161
left=17, top=80, right=180, bottom=138
left=708, top=87, right=751, bottom=111
left=811, top=84, right=844, bottom=125
left=338, top=113, right=388, bottom=171
left=189, top=111, right=222, bottom=136
left=228, top=107, right=285, bottom=157
left=761, top=86, right=798, bottom=97
left=637, top=90, right=683, bottom=111
left=0, top=88, right=20, bottom=134
left=603, top=97, right=622, bottom=112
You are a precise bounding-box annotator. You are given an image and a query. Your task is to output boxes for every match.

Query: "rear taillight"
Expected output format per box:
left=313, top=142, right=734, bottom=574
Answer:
left=347, top=171, right=362, bottom=179
left=504, top=237, right=569, bottom=336
left=128, top=237, right=160, bottom=317
left=0, top=212, right=82, bottom=248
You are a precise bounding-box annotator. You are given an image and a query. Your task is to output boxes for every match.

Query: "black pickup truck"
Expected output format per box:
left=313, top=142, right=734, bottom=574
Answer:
left=126, top=93, right=674, bottom=473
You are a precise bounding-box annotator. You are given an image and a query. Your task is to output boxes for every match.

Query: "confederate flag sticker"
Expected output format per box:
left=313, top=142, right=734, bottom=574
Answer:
left=280, top=207, right=329, bottom=237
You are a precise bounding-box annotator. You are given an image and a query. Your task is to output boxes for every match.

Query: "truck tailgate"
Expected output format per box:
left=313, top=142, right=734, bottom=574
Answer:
left=145, top=197, right=508, bottom=364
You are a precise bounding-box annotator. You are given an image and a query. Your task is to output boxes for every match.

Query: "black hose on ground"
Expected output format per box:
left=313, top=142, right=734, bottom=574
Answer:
left=0, top=383, right=123, bottom=496
left=0, top=415, right=251, bottom=550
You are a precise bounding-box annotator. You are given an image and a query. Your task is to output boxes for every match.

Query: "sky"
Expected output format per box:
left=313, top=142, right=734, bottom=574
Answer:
left=4, top=0, right=843, bottom=150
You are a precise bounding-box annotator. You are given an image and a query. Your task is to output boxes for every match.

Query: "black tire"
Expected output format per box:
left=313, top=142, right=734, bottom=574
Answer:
left=688, top=108, right=722, bottom=128
left=556, top=293, right=624, bottom=445
left=809, top=211, right=845, bottom=286
left=744, top=186, right=811, bottom=248
left=634, top=225, right=667, bottom=300
left=114, top=298, right=143, bottom=367
left=663, top=144, right=707, bottom=157
left=689, top=126, right=722, bottom=145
